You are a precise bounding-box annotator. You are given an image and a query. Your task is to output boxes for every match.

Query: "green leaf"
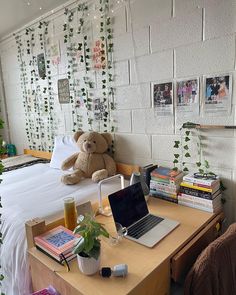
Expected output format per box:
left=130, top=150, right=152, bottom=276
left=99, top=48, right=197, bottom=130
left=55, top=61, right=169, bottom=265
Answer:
left=173, top=159, right=178, bottom=164
left=172, top=167, right=178, bottom=171
left=204, top=160, right=210, bottom=169
left=185, top=131, right=190, bottom=136
left=183, top=167, right=189, bottom=172
left=183, top=145, right=189, bottom=150
left=196, top=162, right=201, bottom=167
left=198, top=168, right=204, bottom=174
left=220, top=180, right=226, bottom=191
left=185, top=137, right=190, bottom=142
left=221, top=197, right=226, bottom=204
left=174, top=141, right=180, bottom=148
left=174, top=154, right=180, bottom=158
left=185, top=152, right=191, bottom=157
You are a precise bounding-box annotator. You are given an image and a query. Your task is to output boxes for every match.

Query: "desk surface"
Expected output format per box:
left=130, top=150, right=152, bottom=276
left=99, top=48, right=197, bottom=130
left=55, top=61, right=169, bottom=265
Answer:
left=29, top=198, right=217, bottom=295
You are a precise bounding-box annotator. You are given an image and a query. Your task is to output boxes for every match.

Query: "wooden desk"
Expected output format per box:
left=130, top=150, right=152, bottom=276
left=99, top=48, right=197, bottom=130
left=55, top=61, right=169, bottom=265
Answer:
left=27, top=198, right=223, bottom=295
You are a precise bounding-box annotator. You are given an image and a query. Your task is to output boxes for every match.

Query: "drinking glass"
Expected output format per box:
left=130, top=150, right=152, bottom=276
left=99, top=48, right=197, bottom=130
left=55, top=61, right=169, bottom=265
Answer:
left=108, top=222, right=128, bottom=246
left=63, top=197, right=77, bottom=231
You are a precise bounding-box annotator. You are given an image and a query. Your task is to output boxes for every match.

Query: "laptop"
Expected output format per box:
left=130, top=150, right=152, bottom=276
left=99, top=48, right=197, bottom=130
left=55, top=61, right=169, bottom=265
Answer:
left=108, top=182, right=180, bottom=247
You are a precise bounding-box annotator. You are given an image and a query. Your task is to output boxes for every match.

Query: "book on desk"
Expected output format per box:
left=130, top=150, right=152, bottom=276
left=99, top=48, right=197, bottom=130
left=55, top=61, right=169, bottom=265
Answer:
left=34, top=225, right=78, bottom=264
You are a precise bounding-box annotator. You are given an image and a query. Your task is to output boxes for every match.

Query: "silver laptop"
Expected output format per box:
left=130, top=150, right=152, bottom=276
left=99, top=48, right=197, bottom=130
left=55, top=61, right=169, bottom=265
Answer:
left=108, top=182, right=180, bottom=247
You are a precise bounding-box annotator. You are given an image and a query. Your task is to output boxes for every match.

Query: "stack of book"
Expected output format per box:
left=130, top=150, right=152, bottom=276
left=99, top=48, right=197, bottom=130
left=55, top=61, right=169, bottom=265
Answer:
left=150, top=166, right=183, bottom=203
left=34, top=225, right=78, bottom=264
left=178, top=173, right=222, bottom=213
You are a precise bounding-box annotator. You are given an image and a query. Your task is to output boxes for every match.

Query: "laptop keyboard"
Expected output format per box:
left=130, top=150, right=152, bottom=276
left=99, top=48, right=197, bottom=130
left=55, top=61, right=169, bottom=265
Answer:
left=127, top=214, right=164, bottom=239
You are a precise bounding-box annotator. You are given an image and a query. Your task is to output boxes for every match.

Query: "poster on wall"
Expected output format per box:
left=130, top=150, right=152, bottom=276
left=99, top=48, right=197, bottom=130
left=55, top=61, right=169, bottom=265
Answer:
left=58, top=79, right=70, bottom=104
left=37, top=53, right=46, bottom=79
left=93, top=98, right=106, bottom=120
left=50, top=41, right=61, bottom=65
left=92, top=39, right=106, bottom=70
left=176, top=78, right=199, bottom=115
left=153, top=82, right=173, bottom=116
left=203, top=74, right=232, bottom=114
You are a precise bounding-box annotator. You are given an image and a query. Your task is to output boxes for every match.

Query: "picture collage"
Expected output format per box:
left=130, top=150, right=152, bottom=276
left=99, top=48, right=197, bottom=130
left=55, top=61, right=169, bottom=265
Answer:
left=153, top=74, right=232, bottom=116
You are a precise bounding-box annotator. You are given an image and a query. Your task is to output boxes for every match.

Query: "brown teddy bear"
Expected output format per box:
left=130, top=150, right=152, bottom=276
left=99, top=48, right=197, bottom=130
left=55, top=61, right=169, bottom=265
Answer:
left=61, top=131, right=116, bottom=184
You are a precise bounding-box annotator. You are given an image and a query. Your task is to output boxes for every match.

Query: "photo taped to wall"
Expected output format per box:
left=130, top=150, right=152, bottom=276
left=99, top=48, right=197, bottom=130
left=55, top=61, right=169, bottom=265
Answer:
left=203, top=74, right=232, bottom=115
left=153, top=81, right=173, bottom=116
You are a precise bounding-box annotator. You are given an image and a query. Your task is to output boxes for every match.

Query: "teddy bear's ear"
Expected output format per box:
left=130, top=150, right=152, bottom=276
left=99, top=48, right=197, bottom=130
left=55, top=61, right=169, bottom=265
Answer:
left=101, top=132, right=113, bottom=146
left=74, top=131, right=84, bottom=142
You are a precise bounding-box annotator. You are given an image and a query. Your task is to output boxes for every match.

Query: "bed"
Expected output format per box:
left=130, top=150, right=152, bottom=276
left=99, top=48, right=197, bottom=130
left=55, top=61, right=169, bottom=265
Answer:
left=1, top=149, right=138, bottom=295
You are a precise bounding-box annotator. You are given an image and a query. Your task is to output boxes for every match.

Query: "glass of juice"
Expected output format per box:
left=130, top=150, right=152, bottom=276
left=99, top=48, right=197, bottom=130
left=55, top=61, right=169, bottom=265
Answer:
left=63, top=197, right=77, bottom=231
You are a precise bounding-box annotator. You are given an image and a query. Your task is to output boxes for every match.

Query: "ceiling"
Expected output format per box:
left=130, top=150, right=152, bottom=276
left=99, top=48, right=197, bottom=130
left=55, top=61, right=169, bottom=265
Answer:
left=0, top=0, right=70, bottom=39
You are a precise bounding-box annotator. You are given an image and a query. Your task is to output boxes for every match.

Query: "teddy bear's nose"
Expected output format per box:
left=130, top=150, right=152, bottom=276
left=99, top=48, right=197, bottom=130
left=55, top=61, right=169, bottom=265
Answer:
left=86, top=143, right=92, bottom=149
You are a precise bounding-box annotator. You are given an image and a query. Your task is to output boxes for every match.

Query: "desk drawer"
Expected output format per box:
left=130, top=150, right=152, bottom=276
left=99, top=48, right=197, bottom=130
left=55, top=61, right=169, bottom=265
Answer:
left=171, top=213, right=223, bottom=283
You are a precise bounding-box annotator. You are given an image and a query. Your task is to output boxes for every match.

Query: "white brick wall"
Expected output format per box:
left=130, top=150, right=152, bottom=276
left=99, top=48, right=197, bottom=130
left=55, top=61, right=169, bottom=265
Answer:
left=1, top=0, right=236, bottom=223
left=150, top=9, right=202, bottom=52
left=175, top=36, right=235, bottom=78
left=130, top=50, right=173, bottom=84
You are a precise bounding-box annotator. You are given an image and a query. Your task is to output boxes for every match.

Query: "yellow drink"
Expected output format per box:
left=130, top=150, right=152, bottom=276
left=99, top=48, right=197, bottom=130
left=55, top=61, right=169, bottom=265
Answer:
left=63, top=197, right=77, bottom=231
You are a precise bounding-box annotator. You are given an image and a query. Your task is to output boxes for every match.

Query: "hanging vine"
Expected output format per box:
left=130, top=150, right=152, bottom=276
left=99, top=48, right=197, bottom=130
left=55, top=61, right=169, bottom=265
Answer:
left=64, top=0, right=115, bottom=133
left=15, top=0, right=116, bottom=151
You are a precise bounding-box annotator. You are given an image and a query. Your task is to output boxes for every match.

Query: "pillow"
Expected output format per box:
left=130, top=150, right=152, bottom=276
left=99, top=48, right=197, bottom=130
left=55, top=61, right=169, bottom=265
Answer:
left=50, top=135, right=80, bottom=169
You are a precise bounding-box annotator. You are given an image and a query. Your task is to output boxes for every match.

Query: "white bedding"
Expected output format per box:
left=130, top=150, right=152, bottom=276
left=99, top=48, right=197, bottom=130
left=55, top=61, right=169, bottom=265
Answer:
left=1, top=163, right=126, bottom=295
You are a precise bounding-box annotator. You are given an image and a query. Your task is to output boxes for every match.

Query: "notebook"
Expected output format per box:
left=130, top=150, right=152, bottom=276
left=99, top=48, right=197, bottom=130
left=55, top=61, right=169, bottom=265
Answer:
left=108, top=182, right=180, bottom=247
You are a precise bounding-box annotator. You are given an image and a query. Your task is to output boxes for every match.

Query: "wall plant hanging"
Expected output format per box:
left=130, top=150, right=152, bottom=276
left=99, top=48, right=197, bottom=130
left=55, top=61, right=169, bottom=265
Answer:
left=15, top=0, right=115, bottom=151
left=173, top=121, right=227, bottom=201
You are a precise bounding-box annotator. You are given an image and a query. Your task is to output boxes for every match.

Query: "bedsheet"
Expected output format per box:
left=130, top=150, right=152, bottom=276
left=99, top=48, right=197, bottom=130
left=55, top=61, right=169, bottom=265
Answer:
left=0, top=163, right=126, bottom=295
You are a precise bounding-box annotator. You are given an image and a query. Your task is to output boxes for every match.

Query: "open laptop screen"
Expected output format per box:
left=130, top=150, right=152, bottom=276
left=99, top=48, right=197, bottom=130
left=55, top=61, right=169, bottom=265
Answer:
left=108, top=182, right=149, bottom=228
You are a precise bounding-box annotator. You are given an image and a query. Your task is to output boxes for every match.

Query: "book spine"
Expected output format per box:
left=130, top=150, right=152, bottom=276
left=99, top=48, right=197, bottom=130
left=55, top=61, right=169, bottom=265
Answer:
left=180, top=186, right=214, bottom=199
left=178, top=200, right=222, bottom=213
left=151, top=193, right=178, bottom=203
left=34, top=237, right=73, bottom=256
left=183, top=175, right=218, bottom=186
left=180, top=182, right=216, bottom=192
left=183, top=181, right=219, bottom=189
left=150, top=182, right=178, bottom=194
left=151, top=175, right=183, bottom=185
left=35, top=245, right=75, bottom=263
left=179, top=193, right=222, bottom=208
left=150, top=179, right=179, bottom=189
left=35, top=240, right=72, bottom=257
left=178, top=200, right=215, bottom=212
left=150, top=189, right=177, bottom=199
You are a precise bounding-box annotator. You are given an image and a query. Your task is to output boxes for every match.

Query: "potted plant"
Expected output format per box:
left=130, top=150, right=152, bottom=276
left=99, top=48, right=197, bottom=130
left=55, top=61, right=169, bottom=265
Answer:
left=73, top=214, right=109, bottom=275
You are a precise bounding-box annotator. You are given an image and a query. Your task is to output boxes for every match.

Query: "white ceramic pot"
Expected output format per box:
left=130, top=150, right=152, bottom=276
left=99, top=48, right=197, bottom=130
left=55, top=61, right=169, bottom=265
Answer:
left=77, top=253, right=101, bottom=275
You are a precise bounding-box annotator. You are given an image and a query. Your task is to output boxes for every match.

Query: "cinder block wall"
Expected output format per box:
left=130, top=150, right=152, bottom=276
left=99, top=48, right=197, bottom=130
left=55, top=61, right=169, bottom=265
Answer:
left=0, top=0, right=236, bottom=223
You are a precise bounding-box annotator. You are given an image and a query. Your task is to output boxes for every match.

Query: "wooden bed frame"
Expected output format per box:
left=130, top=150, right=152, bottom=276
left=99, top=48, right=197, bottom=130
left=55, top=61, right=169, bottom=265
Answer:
left=23, top=149, right=140, bottom=178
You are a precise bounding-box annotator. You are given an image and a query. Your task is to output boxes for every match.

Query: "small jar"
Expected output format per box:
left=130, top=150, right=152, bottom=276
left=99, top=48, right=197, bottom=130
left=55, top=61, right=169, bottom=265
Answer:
left=63, top=197, right=77, bottom=231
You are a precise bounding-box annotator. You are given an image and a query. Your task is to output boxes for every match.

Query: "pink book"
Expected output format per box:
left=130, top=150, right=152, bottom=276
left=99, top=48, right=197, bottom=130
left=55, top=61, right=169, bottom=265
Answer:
left=32, top=285, right=60, bottom=295
left=34, top=225, right=79, bottom=256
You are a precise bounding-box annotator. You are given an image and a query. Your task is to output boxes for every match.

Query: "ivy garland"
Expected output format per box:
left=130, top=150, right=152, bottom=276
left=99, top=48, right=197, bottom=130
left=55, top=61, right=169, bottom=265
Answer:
left=173, top=128, right=191, bottom=172
left=64, top=0, right=115, bottom=133
left=15, top=0, right=115, bottom=151
left=173, top=127, right=212, bottom=174
left=15, top=21, right=57, bottom=152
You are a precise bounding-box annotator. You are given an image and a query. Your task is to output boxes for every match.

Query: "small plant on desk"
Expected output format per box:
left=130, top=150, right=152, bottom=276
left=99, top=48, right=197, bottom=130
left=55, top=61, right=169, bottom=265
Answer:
left=73, top=214, right=109, bottom=275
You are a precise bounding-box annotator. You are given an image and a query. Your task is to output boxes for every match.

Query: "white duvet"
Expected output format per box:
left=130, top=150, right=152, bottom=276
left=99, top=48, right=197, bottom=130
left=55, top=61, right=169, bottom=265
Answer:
left=0, top=163, right=125, bottom=295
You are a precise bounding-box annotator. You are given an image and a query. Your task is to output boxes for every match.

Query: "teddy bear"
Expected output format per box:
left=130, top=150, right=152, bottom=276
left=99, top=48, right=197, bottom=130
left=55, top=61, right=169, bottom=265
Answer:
left=61, top=131, right=116, bottom=185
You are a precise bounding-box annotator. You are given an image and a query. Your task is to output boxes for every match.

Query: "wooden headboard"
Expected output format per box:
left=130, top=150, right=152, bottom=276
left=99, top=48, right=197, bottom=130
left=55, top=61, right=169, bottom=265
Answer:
left=23, top=149, right=139, bottom=177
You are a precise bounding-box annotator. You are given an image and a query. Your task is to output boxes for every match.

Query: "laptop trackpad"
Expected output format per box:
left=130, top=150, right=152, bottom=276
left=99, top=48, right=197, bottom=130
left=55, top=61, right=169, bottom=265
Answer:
left=127, top=218, right=180, bottom=248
